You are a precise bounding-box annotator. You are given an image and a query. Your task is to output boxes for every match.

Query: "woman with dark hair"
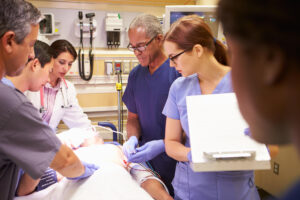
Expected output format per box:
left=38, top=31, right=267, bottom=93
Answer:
left=162, top=15, right=260, bottom=200
left=26, top=39, right=94, bottom=132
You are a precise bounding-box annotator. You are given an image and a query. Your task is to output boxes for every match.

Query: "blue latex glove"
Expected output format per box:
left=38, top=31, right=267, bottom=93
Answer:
left=68, top=161, right=99, bottom=180
left=244, top=128, right=251, bottom=137
left=187, top=151, right=192, bottom=162
left=122, top=136, right=138, bottom=158
left=128, top=139, right=165, bottom=163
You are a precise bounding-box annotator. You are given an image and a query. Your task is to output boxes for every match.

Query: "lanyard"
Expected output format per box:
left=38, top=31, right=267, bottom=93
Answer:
left=39, top=87, right=46, bottom=113
left=62, top=78, right=68, bottom=89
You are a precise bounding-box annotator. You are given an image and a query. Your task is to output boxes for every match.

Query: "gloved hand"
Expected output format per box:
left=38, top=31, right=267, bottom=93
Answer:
left=187, top=150, right=192, bottom=162
left=127, top=139, right=165, bottom=163
left=68, top=161, right=99, bottom=180
left=244, top=128, right=251, bottom=137
left=122, top=136, right=138, bottom=158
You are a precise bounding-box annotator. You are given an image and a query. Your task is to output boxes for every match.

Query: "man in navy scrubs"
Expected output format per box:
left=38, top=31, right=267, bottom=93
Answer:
left=122, top=14, right=180, bottom=196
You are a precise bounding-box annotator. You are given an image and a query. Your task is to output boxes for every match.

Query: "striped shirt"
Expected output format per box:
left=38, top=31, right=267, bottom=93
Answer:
left=42, top=81, right=60, bottom=124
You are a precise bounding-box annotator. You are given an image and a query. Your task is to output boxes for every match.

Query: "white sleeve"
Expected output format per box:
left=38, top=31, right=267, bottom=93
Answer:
left=61, top=81, right=94, bottom=130
left=24, top=90, right=42, bottom=111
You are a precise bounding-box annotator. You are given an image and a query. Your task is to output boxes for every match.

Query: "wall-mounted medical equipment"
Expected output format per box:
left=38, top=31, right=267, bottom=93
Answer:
left=105, top=13, right=123, bottom=49
left=165, top=5, right=226, bottom=45
left=39, top=13, right=55, bottom=35
left=75, top=12, right=97, bottom=39
left=77, top=11, right=95, bottom=81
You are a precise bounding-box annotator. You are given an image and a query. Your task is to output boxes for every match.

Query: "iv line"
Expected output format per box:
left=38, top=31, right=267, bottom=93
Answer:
left=97, top=124, right=127, bottom=142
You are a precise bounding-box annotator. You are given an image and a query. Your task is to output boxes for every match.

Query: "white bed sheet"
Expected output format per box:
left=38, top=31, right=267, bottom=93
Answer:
left=14, top=146, right=153, bottom=200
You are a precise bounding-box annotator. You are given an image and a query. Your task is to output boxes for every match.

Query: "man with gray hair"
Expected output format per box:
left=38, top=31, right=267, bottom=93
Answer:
left=0, top=1, right=98, bottom=199
left=122, top=13, right=180, bottom=197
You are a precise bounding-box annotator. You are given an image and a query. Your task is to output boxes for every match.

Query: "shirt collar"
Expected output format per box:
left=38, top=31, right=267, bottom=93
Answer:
left=44, top=78, right=62, bottom=91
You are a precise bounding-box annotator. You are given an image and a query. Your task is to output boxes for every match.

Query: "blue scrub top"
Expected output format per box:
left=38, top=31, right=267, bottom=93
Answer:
left=163, top=72, right=260, bottom=200
left=1, top=77, right=15, bottom=88
left=122, top=59, right=180, bottom=195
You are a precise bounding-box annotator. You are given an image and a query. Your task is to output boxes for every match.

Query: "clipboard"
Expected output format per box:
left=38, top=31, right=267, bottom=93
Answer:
left=186, top=93, right=270, bottom=172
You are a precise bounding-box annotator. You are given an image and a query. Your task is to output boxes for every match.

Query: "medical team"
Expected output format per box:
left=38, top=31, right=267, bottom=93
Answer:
left=1, top=0, right=298, bottom=199
left=2, top=36, right=172, bottom=199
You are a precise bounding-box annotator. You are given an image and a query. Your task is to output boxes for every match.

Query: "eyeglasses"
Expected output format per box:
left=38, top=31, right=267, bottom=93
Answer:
left=169, top=48, right=191, bottom=64
left=127, top=35, right=157, bottom=52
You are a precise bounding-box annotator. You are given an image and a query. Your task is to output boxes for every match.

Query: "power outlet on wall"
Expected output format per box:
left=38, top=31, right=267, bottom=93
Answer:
left=273, top=162, right=280, bottom=175
left=105, top=60, right=113, bottom=75
left=123, top=60, right=130, bottom=74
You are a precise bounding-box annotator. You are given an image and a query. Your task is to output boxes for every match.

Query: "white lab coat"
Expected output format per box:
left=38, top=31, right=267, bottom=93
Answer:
left=25, top=79, right=93, bottom=131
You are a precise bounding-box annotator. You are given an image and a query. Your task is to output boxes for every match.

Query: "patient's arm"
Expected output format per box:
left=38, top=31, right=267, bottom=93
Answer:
left=141, top=179, right=173, bottom=200
left=16, top=173, right=40, bottom=196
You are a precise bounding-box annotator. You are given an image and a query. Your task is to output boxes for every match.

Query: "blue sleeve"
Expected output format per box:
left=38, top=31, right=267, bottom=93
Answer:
left=162, top=80, right=180, bottom=120
left=1, top=77, right=15, bottom=88
left=122, top=70, right=137, bottom=114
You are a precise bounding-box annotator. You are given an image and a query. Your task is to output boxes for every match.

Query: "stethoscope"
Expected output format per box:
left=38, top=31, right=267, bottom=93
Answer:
left=39, top=78, right=72, bottom=114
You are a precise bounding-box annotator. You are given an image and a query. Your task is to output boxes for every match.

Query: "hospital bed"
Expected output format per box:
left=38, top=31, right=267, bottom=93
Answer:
left=14, top=145, right=154, bottom=200
left=14, top=163, right=153, bottom=200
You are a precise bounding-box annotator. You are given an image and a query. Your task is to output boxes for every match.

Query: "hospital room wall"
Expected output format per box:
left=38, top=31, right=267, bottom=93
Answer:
left=196, top=0, right=219, bottom=5
left=28, top=0, right=195, bottom=48
left=57, top=52, right=137, bottom=139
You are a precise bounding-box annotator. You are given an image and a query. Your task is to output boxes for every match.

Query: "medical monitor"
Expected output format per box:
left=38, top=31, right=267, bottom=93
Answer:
left=165, top=5, right=225, bottom=43
left=39, top=13, right=55, bottom=35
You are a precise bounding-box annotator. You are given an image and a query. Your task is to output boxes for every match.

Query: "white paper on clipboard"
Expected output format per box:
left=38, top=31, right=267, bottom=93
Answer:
left=186, top=93, right=270, bottom=172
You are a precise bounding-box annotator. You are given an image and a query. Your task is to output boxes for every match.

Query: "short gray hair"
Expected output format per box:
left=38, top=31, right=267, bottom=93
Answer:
left=129, top=14, right=163, bottom=38
left=0, top=0, right=41, bottom=44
